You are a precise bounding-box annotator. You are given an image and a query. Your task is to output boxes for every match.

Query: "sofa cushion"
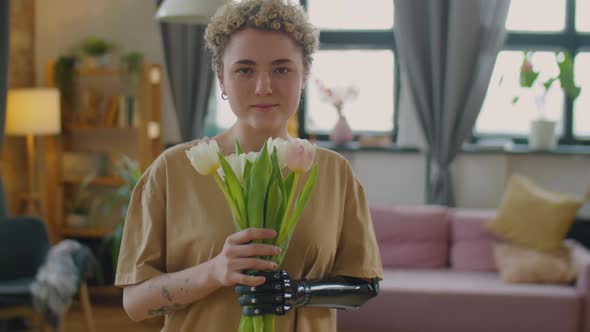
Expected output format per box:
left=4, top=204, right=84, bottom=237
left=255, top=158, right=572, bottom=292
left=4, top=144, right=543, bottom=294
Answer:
left=450, top=209, right=499, bottom=272
left=339, top=268, right=581, bottom=332
left=370, top=205, right=450, bottom=268
left=486, top=174, right=583, bottom=253
left=494, top=242, right=577, bottom=284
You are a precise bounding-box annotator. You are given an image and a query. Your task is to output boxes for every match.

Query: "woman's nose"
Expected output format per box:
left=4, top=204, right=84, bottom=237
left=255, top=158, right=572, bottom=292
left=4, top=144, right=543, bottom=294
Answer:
left=255, top=73, right=272, bottom=96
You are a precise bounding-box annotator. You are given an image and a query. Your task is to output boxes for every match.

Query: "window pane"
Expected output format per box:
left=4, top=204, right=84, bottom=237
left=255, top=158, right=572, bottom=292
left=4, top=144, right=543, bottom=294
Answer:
left=506, top=0, right=566, bottom=32
left=574, top=53, right=590, bottom=138
left=306, top=50, right=394, bottom=134
left=577, top=0, right=590, bottom=32
left=308, top=0, right=393, bottom=30
left=476, top=51, right=565, bottom=136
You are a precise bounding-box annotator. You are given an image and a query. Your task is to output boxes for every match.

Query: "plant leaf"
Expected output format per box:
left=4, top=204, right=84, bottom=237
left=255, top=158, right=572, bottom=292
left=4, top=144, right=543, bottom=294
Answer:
left=235, top=139, right=244, bottom=155
left=283, top=172, right=295, bottom=203
left=511, top=96, right=520, bottom=105
left=264, top=177, right=282, bottom=246
left=556, top=51, right=582, bottom=101
left=275, top=164, right=318, bottom=263
left=218, top=152, right=248, bottom=227
left=247, top=141, right=272, bottom=230
left=270, top=149, right=287, bottom=230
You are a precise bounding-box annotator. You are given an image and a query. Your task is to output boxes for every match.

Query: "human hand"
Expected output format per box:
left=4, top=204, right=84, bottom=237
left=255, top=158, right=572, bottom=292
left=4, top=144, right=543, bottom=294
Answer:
left=235, top=270, right=303, bottom=316
left=211, top=228, right=281, bottom=287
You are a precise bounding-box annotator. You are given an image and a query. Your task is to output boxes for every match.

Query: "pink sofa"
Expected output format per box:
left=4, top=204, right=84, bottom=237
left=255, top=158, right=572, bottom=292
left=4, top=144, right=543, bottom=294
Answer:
left=338, top=205, right=590, bottom=332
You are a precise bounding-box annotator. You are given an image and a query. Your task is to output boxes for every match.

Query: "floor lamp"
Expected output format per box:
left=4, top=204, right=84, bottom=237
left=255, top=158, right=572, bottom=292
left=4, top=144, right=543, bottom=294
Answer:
left=6, top=88, right=61, bottom=216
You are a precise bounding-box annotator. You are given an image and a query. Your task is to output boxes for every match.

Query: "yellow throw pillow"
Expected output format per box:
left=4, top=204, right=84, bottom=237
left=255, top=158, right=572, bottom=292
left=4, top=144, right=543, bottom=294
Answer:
left=486, top=174, right=583, bottom=253
left=494, top=242, right=577, bottom=284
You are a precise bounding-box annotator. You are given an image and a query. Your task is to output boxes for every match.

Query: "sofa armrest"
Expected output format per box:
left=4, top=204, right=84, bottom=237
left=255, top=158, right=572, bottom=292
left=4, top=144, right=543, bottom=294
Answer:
left=570, top=240, right=590, bottom=294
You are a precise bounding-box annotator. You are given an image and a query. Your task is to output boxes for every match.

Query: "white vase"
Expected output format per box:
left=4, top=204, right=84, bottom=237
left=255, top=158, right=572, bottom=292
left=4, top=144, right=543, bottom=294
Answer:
left=329, top=115, right=353, bottom=145
left=529, top=119, right=557, bottom=150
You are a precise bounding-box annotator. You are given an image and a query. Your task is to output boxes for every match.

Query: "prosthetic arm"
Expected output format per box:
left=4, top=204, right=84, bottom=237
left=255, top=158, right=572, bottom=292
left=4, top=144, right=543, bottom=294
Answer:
left=235, top=270, right=380, bottom=316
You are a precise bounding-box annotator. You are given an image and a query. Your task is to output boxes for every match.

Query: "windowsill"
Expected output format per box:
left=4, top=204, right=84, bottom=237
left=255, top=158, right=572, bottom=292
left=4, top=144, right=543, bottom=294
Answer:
left=315, top=141, right=421, bottom=153
left=462, top=143, right=590, bottom=156
left=315, top=140, right=590, bottom=156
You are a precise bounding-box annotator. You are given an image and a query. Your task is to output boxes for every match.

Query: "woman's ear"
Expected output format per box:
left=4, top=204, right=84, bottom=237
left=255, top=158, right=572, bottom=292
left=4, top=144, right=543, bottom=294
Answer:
left=216, top=66, right=225, bottom=91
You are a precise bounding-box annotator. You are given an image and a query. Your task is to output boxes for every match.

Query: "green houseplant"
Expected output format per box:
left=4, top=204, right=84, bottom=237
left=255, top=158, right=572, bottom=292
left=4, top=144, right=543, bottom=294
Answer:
left=81, top=36, right=113, bottom=68
left=121, top=51, right=144, bottom=97
left=99, top=154, right=142, bottom=280
left=515, top=51, right=582, bottom=150
left=65, top=172, right=96, bottom=228
left=54, top=55, right=78, bottom=111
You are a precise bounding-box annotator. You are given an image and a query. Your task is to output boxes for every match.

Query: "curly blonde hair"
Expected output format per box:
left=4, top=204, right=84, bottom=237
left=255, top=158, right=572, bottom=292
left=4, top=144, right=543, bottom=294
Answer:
left=205, top=0, right=319, bottom=75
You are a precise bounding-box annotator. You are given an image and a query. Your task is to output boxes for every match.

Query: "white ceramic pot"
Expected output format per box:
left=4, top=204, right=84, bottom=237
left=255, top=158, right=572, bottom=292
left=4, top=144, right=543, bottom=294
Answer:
left=529, top=119, right=557, bottom=150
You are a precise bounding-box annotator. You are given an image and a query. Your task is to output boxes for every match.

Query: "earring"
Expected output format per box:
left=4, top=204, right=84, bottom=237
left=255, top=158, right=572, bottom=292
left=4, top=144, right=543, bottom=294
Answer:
left=221, top=91, right=228, bottom=100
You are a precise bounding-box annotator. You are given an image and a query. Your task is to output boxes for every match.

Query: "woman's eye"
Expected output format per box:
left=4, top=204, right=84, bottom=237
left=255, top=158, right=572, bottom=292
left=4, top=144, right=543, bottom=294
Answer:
left=275, top=67, right=290, bottom=75
left=237, top=68, right=252, bottom=75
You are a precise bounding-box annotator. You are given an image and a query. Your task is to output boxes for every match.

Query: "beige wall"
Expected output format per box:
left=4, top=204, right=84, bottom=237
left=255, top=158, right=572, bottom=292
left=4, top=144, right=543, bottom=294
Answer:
left=3, top=0, right=35, bottom=214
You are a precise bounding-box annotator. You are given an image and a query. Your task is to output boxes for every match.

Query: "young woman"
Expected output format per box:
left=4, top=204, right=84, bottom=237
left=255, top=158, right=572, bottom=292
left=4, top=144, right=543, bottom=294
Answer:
left=115, top=1, right=383, bottom=330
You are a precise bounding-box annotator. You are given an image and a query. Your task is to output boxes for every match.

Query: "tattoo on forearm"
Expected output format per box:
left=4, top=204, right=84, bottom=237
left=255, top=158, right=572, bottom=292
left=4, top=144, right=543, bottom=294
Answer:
left=147, top=303, right=182, bottom=316
left=162, top=287, right=173, bottom=302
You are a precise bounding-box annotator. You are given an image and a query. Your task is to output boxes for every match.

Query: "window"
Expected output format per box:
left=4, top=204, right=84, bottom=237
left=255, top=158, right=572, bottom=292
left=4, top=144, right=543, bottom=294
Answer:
left=475, top=0, right=590, bottom=145
left=576, top=0, right=590, bottom=32
left=308, top=0, right=393, bottom=30
left=303, top=0, right=395, bottom=138
left=306, top=50, right=394, bottom=134
left=204, top=1, right=397, bottom=139
left=476, top=51, right=565, bottom=136
left=574, top=52, right=590, bottom=138
left=505, top=0, right=566, bottom=32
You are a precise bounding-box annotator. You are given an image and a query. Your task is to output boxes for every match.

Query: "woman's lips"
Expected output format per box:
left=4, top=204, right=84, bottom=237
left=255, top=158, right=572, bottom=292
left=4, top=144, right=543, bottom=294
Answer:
left=252, top=104, right=278, bottom=111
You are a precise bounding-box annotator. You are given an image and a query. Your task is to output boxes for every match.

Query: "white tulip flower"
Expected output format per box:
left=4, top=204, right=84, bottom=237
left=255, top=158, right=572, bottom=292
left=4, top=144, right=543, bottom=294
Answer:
left=266, top=137, right=288, bottom=168
left=185, top=140, right=220, bottom=175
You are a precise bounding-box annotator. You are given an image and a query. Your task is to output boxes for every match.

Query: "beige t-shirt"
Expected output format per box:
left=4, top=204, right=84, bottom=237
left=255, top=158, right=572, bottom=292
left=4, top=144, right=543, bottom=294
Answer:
left=115, top=140, right=383, bottom=332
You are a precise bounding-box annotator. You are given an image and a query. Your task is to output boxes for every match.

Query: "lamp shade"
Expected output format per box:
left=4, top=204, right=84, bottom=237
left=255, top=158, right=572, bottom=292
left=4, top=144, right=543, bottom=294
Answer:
left=155, top=0, right=228, bottom=24
left=6, top=88, right=61, bottom=136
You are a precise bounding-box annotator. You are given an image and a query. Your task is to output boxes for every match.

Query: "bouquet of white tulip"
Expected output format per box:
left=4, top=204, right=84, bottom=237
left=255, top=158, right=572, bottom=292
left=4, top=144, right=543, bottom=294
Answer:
left=186, top=137, right=318, bottom=332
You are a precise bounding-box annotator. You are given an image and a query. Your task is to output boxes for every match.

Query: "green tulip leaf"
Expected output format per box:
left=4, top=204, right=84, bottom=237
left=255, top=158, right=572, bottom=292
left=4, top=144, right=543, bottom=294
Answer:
left=264, top=177, right=282, bottom=246
left=235, top=139, right=244, bottom=155
left=275, top=165, right=318, bottom=262
left=247, top=141, right=272, bottom=230
left=218, top=152, right=248, bottom=228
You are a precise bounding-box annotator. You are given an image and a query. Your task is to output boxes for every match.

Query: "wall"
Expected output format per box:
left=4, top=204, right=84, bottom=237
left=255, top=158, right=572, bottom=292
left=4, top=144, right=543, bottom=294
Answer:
left=3, top=0, right=35, bottom=214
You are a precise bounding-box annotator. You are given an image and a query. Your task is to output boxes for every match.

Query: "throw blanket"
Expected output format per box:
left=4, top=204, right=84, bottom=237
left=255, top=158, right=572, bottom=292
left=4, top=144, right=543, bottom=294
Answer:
left=30, top=239, right=98, bottom=328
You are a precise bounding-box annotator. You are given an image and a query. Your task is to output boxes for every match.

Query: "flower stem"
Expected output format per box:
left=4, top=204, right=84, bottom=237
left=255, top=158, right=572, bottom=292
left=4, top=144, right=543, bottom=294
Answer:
left=275, top=173, right=299, bottom=254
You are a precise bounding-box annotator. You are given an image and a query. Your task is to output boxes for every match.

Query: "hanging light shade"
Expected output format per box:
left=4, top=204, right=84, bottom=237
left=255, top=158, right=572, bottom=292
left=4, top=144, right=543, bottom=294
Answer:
left=155, top=0, right=229, bottom=24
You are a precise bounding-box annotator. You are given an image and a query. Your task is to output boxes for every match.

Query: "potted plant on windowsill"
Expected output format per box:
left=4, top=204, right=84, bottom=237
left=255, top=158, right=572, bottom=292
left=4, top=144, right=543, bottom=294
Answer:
left=514, top=51, right=581, bottom=150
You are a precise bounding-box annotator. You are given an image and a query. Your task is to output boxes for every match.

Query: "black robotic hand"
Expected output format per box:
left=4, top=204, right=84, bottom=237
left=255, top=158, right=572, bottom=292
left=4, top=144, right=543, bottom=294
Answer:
left=235, top=270, right=303, bottom=316
left=235, top=270, right=380, bottom=316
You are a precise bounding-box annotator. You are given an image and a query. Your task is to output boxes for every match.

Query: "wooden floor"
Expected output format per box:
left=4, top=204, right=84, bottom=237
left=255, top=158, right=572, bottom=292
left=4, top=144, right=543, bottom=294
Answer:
left=57, top=301, right=373, bottom=332
left=63, top=302, right=162, bottom=332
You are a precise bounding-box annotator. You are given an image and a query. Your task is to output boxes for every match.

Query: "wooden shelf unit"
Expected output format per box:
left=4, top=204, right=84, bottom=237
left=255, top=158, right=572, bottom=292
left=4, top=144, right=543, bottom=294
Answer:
left=44, top=61, right=163, bottom=242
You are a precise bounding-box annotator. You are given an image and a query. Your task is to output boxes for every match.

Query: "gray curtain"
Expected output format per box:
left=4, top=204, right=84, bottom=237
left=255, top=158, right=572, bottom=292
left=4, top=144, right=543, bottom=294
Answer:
left=0, top=0, right=10, bottom=217
left=394, top=0, right=510, bottom=206
left=157, top=1, right=215, bottom=142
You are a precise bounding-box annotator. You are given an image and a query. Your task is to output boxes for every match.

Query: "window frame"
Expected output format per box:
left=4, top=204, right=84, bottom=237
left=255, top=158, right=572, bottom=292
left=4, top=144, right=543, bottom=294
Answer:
left=473, top=0, right=590, bottom=146
left=299, top=0, right=399, bottom=142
